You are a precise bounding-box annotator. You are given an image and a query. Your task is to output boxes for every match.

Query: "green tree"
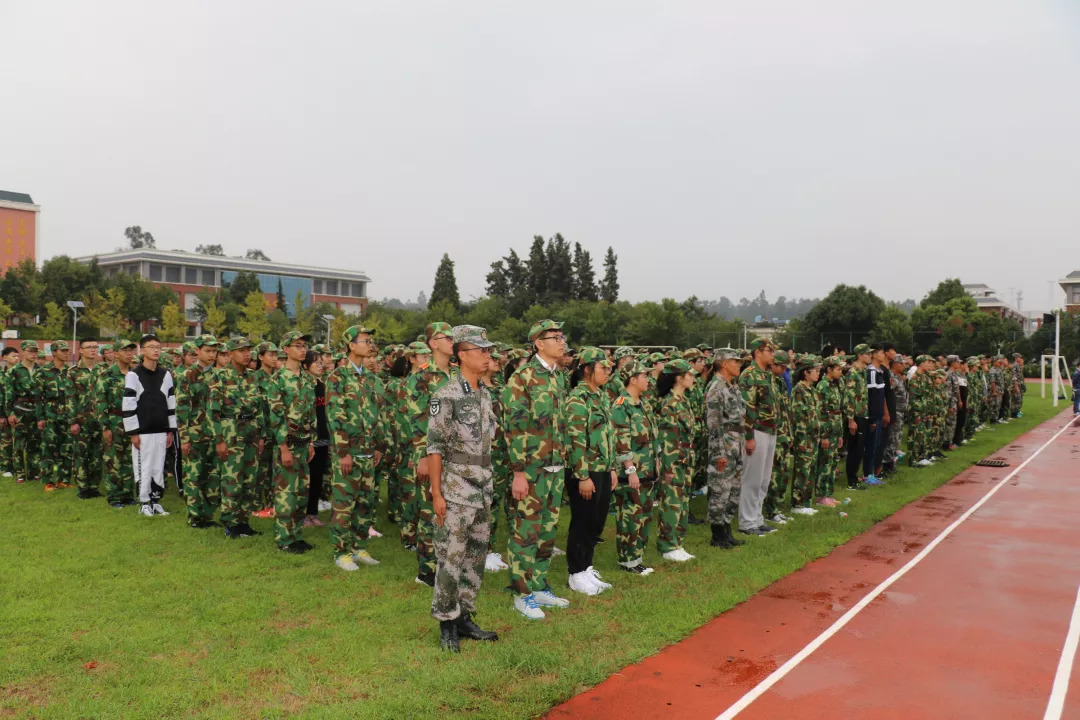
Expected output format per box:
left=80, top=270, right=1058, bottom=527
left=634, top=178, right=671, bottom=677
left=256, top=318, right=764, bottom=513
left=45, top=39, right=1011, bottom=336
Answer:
left=40, top=302, right=68, bottom=339
left=292, top=290, right=315, bottom=336
left=572, top=242, right=598, bottom=302
left=870, top=305, right=914, bottom=351
left=0, top=297, right=13, bottom=328
left=267, top=309, right=290, bottom=340
left=196, top=244, right=224, bottom=256
left=276, top=279, right=287, bottom=313
left=203, top=298, right=227, bottom=337
left=600, top=247, right=619, bottom=303
left=0, top=258, right=47, bottom=320
left=40, top=256, right=95, bottom=310
left=225, top=271, right=261, bottom=305
left=526, top=236, right=548, bottom=307
left=245, top=249, right=271, bottom=261
left=429, top=253, right=460, bottom=309
left=920, top=278, right=967, bottom=308
left=544, top=235, right=573, bottom=303
left=124, top=225, right=156, bottom=249
left=82, top=288, right=130, bottom=339
left=159, top=302, right=188, bottom=342
left=801, top=284, right=886, bottom=349
left=109, top=274, right=175, bottom=329
left=237, top=291, right=271, bottom=340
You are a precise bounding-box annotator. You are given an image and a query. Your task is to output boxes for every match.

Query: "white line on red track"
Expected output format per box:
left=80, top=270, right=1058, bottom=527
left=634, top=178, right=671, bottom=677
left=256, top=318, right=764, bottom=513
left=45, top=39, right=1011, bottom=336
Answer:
left=715, top=417, right=1077, bottom=720
left=1044, top=581, right=1080, bottom=720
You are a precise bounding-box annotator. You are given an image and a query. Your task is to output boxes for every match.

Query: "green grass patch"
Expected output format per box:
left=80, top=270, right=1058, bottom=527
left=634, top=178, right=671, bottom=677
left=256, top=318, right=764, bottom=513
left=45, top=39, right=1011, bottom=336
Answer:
left=0, top=395, right=1065, bottom=719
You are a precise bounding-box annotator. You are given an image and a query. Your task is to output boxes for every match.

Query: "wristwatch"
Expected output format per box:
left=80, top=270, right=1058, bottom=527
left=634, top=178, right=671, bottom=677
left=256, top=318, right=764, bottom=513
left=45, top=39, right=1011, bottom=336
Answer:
left=624, top=465, right=638, bottom=475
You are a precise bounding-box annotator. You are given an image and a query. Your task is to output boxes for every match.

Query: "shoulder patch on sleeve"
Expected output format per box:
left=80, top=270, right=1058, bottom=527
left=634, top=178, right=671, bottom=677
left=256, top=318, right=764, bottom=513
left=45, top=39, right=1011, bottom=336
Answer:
left=429, top=398, right=441, bottom=417
left=614, top=396, right=625, bottom=405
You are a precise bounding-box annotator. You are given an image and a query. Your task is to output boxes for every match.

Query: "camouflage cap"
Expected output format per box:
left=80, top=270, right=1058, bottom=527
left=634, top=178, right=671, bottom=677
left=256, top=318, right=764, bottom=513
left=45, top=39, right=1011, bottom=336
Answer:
left=663, top=358, right=698, bottom=376
left=451, top=324, right=494, bottom=348
left=405, top=341, right=432, bottom=357
left=682, top=348, right=703, bottom=361
left=425, top=321, right=453, bottom=341
left=696, top=343, right=710, bottom=351
left=623, top=359, right=650, bottom=377
left=613, top=346, right=635, bottom=360
left=19, top=340, right=39, bottom=351
left=51, top=340, right=71, bottom=352
left=747, top=337, right=776, bottom=352
left=225, top=336, right=253, bottom=352
left=332, top=352, right=344, bottom=363
left=992, top=353, right=1005, bottom=361
left=946, top=354, right=961, bottom=364
left=915, top=354, right=934, bottom=364
left=773, top=349, right=791, bottom=365
left=797, top=355, right=822, bottom=370
left=527, top=319, right=564, bottom=342
left=505, top=348, right=528, bottom=361
left=115, top=339, right=137, bottom=350
left=823, top=355, right=845, bottom=368
left=256, top=341, right=278, bottom=356
left=852, top=343, right=872, bottom=356
left=965, top=356, right=979, bottom=365
left=714, top=347, right=740, bottom=362
left=490, top=349, right=502, bottom=361
left=181, top=341, right=197, bottom=355
left=648, top=352, right=666, bottom=364
left=577, top=346, right=612, bottom=367
left=1012, top=352, right=1023, bottom=359
left=311, top=343, right=329, bottom=355
left=99, top=343, right=113, bottom=353
left=280, top=330, right=312, bottom=347
left=191, top=334, right=219, bottom=348
left=276, top=349, right=287, bottom=359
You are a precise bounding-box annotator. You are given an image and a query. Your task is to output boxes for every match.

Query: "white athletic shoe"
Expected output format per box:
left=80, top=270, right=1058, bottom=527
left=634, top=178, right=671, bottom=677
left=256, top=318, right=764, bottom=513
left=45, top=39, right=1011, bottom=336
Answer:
left=552, top=546, right=566, bottom=556
left=917, top=459, right=932, bottom=467
left=663, top=549, right=690, bottom=562
left=1, top=471, right=11, bottom=478
left=791, top=507, right=816, bottom=516
left=680, top=547, right=696, bottom=560
left=568, top=571, right=603, bottom=596
left=513, top=594, right=546, bottom=620
left=335, top=556, right=360, bottom=572
left=318, top=499, right=332, bottom=512
left=351, top=550, right=380, bottom=566
left=151, top=503, right=169, bottom=516
left=484, top=553, right=507, bottom=572
left=367, top=527, right=383, bottom=538
left=138, top=503, right=155, bottom=517
left=533, top=589, right=571, bottom=608
left=770, top=514, right=788, bottom=525
left=586, top=566, right=613, bottom=590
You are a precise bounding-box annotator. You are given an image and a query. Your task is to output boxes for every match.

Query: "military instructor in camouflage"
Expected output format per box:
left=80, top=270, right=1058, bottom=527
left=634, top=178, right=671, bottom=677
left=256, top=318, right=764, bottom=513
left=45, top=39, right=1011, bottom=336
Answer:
left=705, top=348, right=747, bottom=549
left=427, top=325, right=500, bottom=652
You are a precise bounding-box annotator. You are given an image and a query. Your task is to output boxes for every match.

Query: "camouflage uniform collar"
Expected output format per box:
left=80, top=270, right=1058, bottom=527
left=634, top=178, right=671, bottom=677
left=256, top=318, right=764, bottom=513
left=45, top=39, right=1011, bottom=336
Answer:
left=533, top=354, right=559, bottom=373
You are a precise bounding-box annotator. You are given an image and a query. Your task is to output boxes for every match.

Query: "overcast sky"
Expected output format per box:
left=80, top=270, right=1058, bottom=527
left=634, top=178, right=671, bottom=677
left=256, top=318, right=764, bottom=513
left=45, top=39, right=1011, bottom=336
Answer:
left=3, top=1, right=1079, bottom=312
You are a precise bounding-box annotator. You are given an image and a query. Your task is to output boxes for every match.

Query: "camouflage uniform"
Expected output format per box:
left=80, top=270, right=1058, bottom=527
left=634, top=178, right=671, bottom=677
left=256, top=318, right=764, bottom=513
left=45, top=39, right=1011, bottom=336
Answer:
left=738, top=345, right=780, bottom=532
left=325, top=338, right=382, bottom=560
left=427, top=373, right=497, bottom=621
left=611, top=381, right=660, bottom=568
left=96, top=357, right=136, bottom=504
left=504, top=348, right=568, bottom=596
left=789, top=377, right=822, bottom=508
left=36, top=355, right=73, bottom=486
left=487, top=379, right=513, bottom=553
left=988, top=362, right=1004, bottom=422
left=656, top=378, right=698, bottom=554
left=1011, top=358, right=1025, bottom=417
left=943, top=366, right=961, bottom=448
left=177, top=339, right=220, bottom=525
left=209, top=342, right=265, bottom=530
left=907, top=365, right=931, bottom=464
left=267, top=334, right=317, bottom=550
left=883, top=367, right=908, bottom=465
left=705, top=369, right=745, bottom=526
left=0, top=363, right=11, bottom=476
left=68, top=360, right=104, bottom=494
left=814, top=369, right=845, bottom=498
left=766, top=366, right=792, bottom=518
left=252, top=344, right=279, bottom=512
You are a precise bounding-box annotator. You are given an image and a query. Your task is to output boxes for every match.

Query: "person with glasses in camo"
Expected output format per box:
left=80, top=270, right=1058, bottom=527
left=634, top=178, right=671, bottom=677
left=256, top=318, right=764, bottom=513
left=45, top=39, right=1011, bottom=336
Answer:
left=504, top=319, right=571, bottom=620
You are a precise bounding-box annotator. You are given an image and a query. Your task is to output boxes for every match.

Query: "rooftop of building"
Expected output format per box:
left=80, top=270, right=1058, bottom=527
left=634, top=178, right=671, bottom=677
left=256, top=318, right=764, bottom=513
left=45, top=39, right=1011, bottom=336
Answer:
left=73, top=247, right=370, bottom=283
left=0, top=190, right=35, bottom=205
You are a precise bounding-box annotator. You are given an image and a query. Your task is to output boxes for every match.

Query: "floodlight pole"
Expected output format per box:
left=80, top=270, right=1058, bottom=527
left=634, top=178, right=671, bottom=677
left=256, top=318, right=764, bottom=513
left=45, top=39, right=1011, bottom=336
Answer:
left=1053, top=308, right=1061, bottom=407
left=67, top=300, right=85, bottom=367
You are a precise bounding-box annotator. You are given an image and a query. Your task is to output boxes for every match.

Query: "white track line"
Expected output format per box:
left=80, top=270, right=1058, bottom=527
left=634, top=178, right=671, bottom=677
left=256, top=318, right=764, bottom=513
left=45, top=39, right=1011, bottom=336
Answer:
left=716, top=417, right=1076, bottom=720
left=1044, top=582, right=1080, bottom=720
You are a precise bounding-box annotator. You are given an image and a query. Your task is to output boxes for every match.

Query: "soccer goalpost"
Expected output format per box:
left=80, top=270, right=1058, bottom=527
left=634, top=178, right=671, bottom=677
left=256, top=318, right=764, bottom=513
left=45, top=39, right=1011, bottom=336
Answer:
left=1040, top=308, right=1074, bottom=407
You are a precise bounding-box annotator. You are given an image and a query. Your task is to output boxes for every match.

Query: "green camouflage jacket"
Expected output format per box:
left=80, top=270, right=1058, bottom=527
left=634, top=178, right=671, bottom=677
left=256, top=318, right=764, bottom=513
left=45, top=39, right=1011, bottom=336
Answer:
left=67, top=361, right=101, bottom=427
left=566, top=383, right=616, bottom=479
left=610, top=391, right=659, bottom=476
left=705, top=375, right=745, bottom=464
left=94, top=364, right=129, bottom=433
left=739, top=362, right=779, bottom=440
left=7, top=364, right=38, bottom=419
left=504, top=355, right=568, bottom=474
left=843, top=365, right=869, bottom=422
left=402, top=364, right=454, bottom=459
left=325, top=362, right=381, bottom=458
left=36, top=364, right=71, bottom=425
left=426, top=376, right=496, bottom=509
left=656, top=391, right=697, bottom=475
left=814, top=377, right=844, bottom=437
left=208, top=365, right=265, bottom=444
left=773, top=373, right=792, bottom=445
left=177, top=365, right=216, bottom=446
left=790, top=382, right=822, bottom=451
left=267, top=366, right=317, bottom=447
left=252, top=367, right=277, bottom=442
left=907, top=371, right=930, bottom=418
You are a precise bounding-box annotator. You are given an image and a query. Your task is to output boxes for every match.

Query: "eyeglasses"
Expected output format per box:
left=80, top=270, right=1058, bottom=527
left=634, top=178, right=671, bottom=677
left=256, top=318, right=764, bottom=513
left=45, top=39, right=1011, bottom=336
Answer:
left=290, top=342, right=308, bottom=350
left=351, top=338, right=376, bottom=346
left=539, top=334, right=565, bottom=342
left=431, top=335, right=452, bottom=343
left=459, top=347, right=493, bottom=355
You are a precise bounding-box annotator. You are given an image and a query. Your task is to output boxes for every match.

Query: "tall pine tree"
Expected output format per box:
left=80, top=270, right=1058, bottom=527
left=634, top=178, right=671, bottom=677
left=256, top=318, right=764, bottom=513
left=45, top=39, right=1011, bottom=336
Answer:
left=572, top=242, right=598, bottom=301
left=276, top=278, right=287, bottom=315
left=600, top=247, right=619, bottom=303
left=525, top=236, right=548, bottom=307
left=544, top=234, right=573, bottom=303
left=429, top=253, right=461, bottom=309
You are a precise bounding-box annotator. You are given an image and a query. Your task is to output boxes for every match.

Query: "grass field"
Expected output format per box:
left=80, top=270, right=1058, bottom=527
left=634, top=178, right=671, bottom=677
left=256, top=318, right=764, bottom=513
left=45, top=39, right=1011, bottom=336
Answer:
left=0, top=392, right=1067, bottom=720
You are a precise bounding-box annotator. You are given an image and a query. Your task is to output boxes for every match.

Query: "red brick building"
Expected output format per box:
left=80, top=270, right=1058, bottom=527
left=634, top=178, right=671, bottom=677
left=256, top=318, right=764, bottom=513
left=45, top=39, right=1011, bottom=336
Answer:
left=0, top=190, right=40, bottom=272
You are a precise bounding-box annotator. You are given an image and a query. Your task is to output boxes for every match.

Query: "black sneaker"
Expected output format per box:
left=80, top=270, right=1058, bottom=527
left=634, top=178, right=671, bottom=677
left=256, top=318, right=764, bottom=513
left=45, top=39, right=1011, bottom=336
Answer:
left=756, top=524, right=778, bottom=534
left=189, top=519, right=217, bottom=529
left=415, top=572, right=435, bottom=588
left=619, top=564, right=649, bottom=574
left=403, top=544, right=418, bottom=552
left=847, top=482, right=867, bottom=491
left=109, top=501, right=126, bottom=509
left=235, top=523, right=262, bottom=537
left=280, top=542, right=307, bottom=555
left=740, top=526, right=770, bottom=536
left=294, top=540, right=314, bottom=552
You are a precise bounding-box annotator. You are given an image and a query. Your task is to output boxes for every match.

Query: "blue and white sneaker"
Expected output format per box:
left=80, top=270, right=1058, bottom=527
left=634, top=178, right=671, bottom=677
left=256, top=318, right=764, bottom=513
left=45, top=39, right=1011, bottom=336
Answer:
left=864, top=475, right=885, bottom=486
left=513, top=594, right=546, bottom=620
left=532, top=588, right=571, bottom=609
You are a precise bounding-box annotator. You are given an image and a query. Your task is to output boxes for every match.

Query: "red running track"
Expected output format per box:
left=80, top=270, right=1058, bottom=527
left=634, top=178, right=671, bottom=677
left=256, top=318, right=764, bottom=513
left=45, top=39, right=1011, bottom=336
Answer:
left=548, top=411, right=1080, bottom=720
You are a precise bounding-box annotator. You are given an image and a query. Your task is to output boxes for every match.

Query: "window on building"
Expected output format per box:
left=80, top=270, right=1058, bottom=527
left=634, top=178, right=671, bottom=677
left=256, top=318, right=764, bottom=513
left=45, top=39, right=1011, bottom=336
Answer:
left=165, top=265, right=181, bottom=283
left=354, top=282, right=367, bottom=297
left=124, top=263, right=140, bottom=276
left=149, top=264, right=163, bottom=281
left=202, top=269, right=217, bottom=286
left=313, top=279, right=324, bottom=294
left=326, top=280, right=339, bottom=296
left=184, top=267, right=198, bottom=285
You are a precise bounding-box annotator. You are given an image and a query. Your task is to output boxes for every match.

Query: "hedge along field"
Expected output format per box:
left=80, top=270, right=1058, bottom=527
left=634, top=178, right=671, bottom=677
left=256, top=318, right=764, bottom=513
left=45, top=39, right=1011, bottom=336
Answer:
left=0, top=393, right=1062, bottom=720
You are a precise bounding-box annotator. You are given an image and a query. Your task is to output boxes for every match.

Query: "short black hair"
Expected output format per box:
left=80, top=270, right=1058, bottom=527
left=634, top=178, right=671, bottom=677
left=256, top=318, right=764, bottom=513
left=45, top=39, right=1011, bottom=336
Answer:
left=79, top=337, right=98, bottom=344
left=139, top=334, right=160, bottom=346
left=1, top=347, right=17, bottom=358
left=881, top=342, right=896, bottom=353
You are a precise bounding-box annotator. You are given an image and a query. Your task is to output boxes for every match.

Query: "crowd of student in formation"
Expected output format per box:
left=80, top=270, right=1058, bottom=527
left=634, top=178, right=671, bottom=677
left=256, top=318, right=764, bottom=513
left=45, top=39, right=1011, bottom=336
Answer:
left=0, top=321, right=1027, bottom=645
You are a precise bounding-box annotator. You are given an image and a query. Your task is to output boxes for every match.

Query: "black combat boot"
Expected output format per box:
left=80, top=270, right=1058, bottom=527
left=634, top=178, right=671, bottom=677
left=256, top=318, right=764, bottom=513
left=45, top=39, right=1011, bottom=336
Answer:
left=439, top=620, right=460, bottom=653
left=456, top=613, right=498, bottom=642
left=723, top=524, right=745, bottom=547
left=710, top=524, right=730, bottom=548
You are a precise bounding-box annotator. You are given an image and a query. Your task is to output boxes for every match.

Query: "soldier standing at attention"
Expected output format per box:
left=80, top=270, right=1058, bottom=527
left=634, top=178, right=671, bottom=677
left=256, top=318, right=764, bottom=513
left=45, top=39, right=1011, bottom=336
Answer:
left=177, top=335, right=221, bottom=529
left=705, top=348, right=748, bottom=550
left=251, top=342, right=280, bottom=519
left=98, top=340, right=137, bottom=507
left=788, top=357, right=825, bottom=515
left=611, top=360, right=660, bottom=573
left=9, top=341, right=43, bottom=484
left=69, top=338, right=103, bottom=499
left=427, top=324, right=500, bottom=652
left=737, top=337, right=780, bottom=536
left=505, top=319, right=570, bottom=620
left=209, top=337, right=265, bottom=539
left=268, top=331, right=317, bottom=554
left=655, top=359, right=699, bottom=563
left=765, top=350, right=793, bottom=526
left=0, top=347, right=18, bottom=478
left=37, top=341, right=75, bottom=492
left=325, top=325, right=384, bottom=571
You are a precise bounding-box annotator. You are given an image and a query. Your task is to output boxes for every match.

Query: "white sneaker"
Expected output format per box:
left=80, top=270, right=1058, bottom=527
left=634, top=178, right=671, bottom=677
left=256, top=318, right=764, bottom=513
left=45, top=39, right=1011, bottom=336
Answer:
left=552, top=546, right=566, bottom=556
left=586, top=566, right=612, bottom=590
left=351, top=550, right=380, bottom=566
left=640, top=566, right=655, bottom=576
left=513, top=594, right=545, bottom=620
left=917, top=459, right=932, bottom=467
left=663, top=549, right=690, bottom=562
left=568, top=571, right=603, bottom=596
left=533, top=589, right=571, bottom=608
left=679, top=547, right=696, bottom=560
left=318, top=499, right=332, bottom=512
left=138, top=504, right=155, bottom=517
left=151, top=503, right=169, bottom=516
left=791, top=507, right=816, bottom=516
left=2, top=471, right=11, bottom=478
left=367, top=527, right=383, bottom=538
left=770, top=514, right=788, bottom=525
left=335, top=556, right=360, bottom=572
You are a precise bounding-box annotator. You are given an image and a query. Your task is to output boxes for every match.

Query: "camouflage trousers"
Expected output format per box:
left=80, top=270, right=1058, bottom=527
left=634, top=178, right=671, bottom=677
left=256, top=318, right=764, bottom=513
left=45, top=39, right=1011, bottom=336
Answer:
left=656, top=465, right=691, bottom=554
left=815, top=434, right=842, bottom=498
left=0, top=423, right=12, bottom=476
left=432, top=500, right=490, bottom=622
left=706, top=432, right=744, bottom=526
left=253, top=440, right=274, bottom=512
left=219, top=426, right=259, bottom=527
left=273, top=446, right=311, bottom=549
left=71, top=423, right=103, bottom=493
left=1011, top=387, right=1023, bottom=417
left=390, top=452, right=410, bottom=526
left=790, top=442, right=820, bottom=508
left=12, top=415, right=39, bottom=482
left=41, top=421, right=73, bottom=485
left=329, top=454, right=376, bottom=558
left=488, top=466, right=513, bottom=553
left=182, top=442, right=220, bottom=523
left=965, top=400, right=979, bottom=438
left=764, top=440, right=793, bottom=519
left=883, top=413, right=905, bottom=464
left=943, top=406, right=958, bottom=449
left=399, top=452, right=421, bottom=549
left=103, top=432, right=134, bottom=504
left=417, top=462, right=437, bottom=578
left=692, top=433, right=708, bottom=490
left=508, top=467, right=564, bottom=595
left=907, top=414, right=929, bottom=464
left=382, top=449, right=401, bottom=524
left=613, top=478, right=656, bottom=565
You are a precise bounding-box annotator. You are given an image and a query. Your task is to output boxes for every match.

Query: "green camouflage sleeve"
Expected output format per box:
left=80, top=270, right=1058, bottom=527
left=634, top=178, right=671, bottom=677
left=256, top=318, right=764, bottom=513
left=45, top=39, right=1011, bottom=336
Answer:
left=267, top=375, right=289, bottom=447
left=503, top=367, right=534, bottom=473
left=656, top=394, right=680, bottom=475
left=565, top=391, right=590, bottom=480
left=206, top=370, right=224, bottom=445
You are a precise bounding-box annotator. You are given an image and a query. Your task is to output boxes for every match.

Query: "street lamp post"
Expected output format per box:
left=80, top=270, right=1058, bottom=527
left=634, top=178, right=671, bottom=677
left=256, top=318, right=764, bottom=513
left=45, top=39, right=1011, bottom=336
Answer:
left=322, top=314, right=336, bottom=344
left=67, top=301, right=84, bottom=366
